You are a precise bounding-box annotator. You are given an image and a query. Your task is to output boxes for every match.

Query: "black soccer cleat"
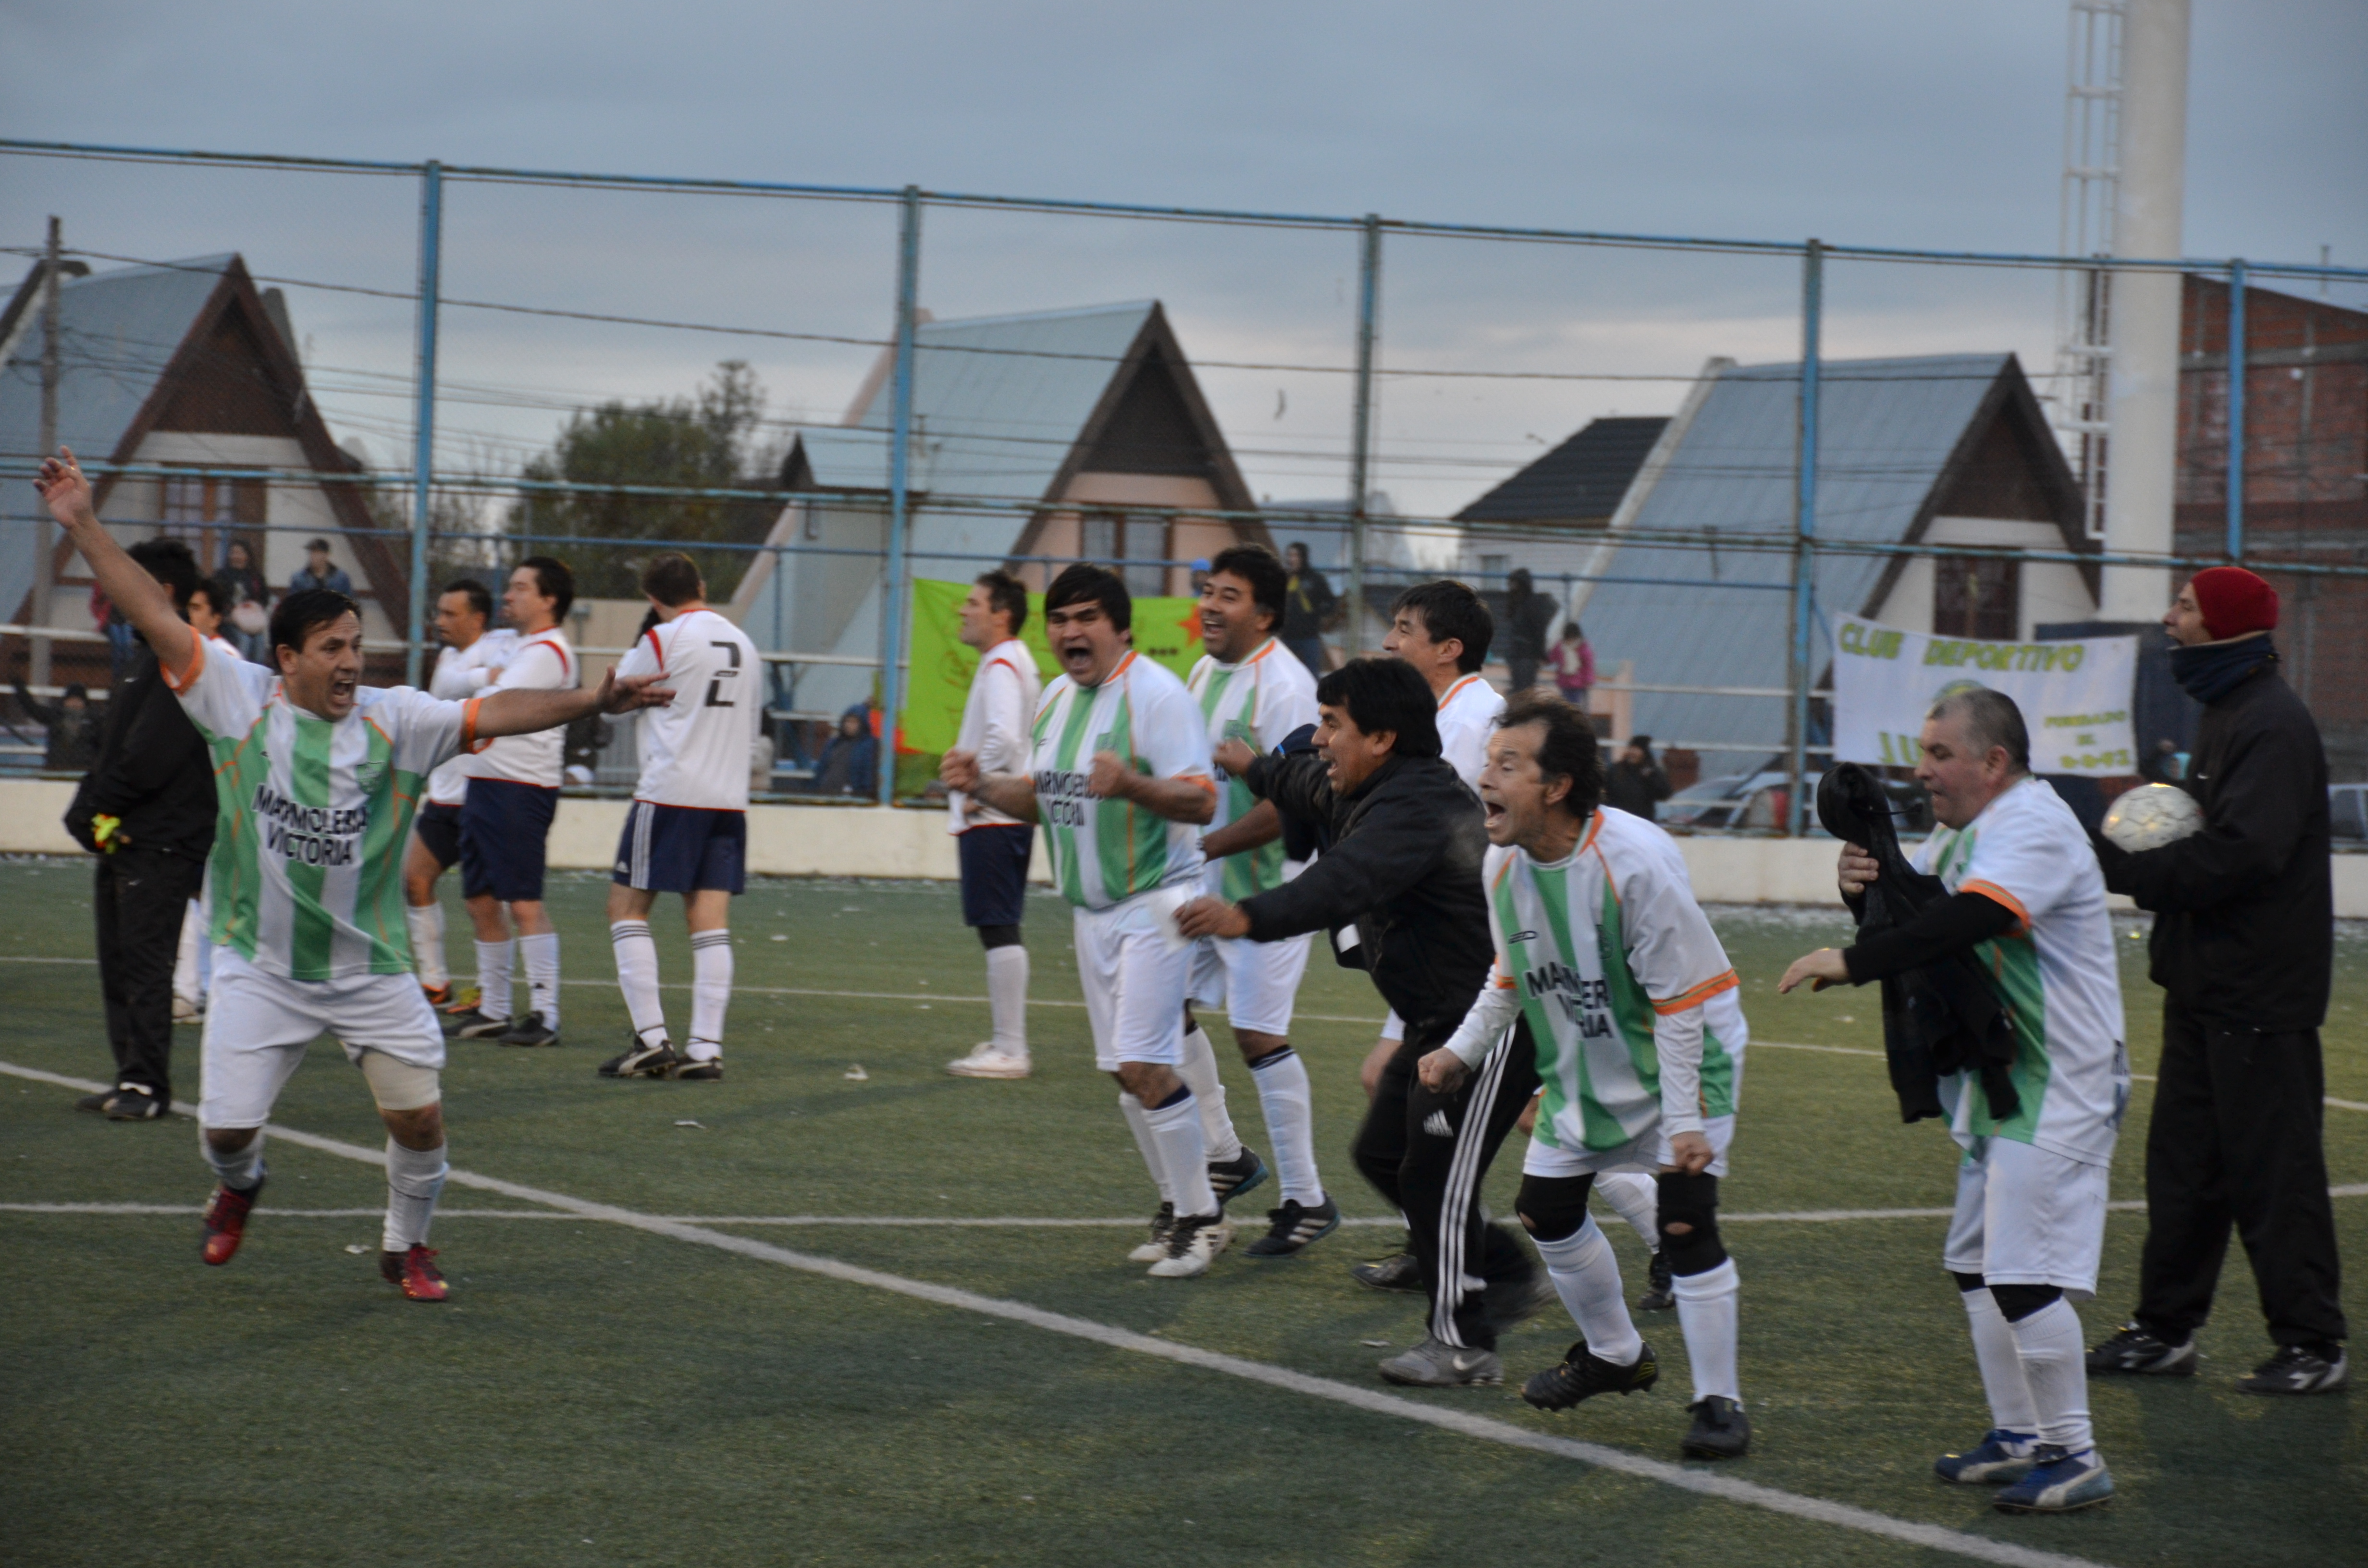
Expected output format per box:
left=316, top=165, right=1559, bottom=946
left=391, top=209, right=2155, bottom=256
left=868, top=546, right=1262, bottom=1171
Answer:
left=495, top=1012, right=560, bottom=1049
left=1208, top=1147, right=1269, bottom=1210
left=2236, top=1343, right=2348, bottom=1396
left=1522, top=1339, right=1659, bottom=1411
left=668, top=1056, right=724, bottom=1082
left=1244, top=1197, right=1341, bottom=1258
left=2086, top=1323, right=2197, bottom=1377
left=1637, top=1249, right=1675, bottom=1311
left=1681, top=1396, right=1751, bottom=1458
left=450, top=1010, right=511, bottom=1041
left=599, top=1035, right=681, bottom=1079
left=1350, top=1252, right=1425, bottom=1294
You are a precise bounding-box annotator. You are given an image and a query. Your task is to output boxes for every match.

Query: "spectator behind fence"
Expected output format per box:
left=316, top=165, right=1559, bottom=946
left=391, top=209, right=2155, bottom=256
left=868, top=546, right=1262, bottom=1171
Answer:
left=12, top=677, right=102, bottom=772
left=1502, top=568, right=1555, bottom=695
left=808, top=703, right=879, bottom=796
left=289, top=537, right=354, bottom=598
left=1281, top=541, right=1336, bottom=676
left=1551, top=619, right=1594, bottom=712
left=1604, top=734, right=1673, bottom=822
left=218, top=538, right=271, bottom=662
left=2084, top=565, right=2347, bottom=1396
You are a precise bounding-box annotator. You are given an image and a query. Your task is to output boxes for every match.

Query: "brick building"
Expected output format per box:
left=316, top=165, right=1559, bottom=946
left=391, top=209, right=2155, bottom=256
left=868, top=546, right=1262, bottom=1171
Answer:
left=2175, top=277, right=2368, bottom=774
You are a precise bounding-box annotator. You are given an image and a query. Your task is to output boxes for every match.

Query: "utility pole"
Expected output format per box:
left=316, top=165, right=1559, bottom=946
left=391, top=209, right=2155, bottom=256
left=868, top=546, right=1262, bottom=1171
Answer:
left=32, top=216, right=62, bottom=689
left=1344, top=214, right=1381, bottom=654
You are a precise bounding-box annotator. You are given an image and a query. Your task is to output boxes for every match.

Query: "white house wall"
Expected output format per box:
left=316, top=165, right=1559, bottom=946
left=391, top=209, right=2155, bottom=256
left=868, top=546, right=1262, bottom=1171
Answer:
left=1870, top=517, right=2097, bottom=639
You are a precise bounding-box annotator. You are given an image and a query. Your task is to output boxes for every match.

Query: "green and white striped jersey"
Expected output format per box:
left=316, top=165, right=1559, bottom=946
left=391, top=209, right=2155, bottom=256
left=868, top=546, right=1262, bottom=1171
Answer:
left=1187, top=637, right=1318, bottom=903
left=1445, top=808, right=1747, bottom=1154
left=1030, top=650, right=1211, bottom=910
left=166, top=639, right=474, bottom=981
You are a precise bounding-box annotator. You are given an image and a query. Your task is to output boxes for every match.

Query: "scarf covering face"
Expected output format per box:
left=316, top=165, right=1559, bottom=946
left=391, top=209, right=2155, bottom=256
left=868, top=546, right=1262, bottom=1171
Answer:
left=2171, top=633, right=2277, bottom=705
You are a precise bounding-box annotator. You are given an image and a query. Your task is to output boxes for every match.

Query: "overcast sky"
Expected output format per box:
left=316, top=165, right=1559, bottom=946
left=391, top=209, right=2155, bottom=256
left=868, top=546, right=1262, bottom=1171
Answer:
left=5, top=0, right=2363, bottom=520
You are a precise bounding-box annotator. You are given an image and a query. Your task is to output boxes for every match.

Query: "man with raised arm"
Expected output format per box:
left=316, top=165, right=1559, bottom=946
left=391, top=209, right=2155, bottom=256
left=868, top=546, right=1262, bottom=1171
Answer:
left=33, top=450, right=672, bottom=1302
left=940, top=564, right=1228, bottom=1279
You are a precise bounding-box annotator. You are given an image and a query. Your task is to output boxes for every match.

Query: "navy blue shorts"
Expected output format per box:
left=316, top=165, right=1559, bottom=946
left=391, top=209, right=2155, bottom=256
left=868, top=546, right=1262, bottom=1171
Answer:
left=414, top=802, right=464, bottom=870
left=459, top=779, right=558, bottom=902
left=613, top=800, right=747, bottom=894
left=958, top=823, right=1034, bottom=928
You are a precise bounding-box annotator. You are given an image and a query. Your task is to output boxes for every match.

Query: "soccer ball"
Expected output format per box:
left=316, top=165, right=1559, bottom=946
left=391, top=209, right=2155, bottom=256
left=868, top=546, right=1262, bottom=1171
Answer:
left=2102, top=784, right=2203, bottom=852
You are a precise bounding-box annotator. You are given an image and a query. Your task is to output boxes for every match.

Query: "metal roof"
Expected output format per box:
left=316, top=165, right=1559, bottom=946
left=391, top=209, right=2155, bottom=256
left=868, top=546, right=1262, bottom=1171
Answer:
left=1455, top=415, right=1669, bottom=525
left=1574, top=353, right=2020, bottom=756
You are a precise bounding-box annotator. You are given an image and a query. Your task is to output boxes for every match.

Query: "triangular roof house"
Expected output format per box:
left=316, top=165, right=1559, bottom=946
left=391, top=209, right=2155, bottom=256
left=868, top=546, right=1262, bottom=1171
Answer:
left=1, top=254, right=408, bottom=678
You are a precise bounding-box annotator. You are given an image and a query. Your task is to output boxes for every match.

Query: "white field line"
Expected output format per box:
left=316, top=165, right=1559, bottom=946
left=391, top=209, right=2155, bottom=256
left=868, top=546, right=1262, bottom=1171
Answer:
left=0, top=1057, right=2106, bottom=1568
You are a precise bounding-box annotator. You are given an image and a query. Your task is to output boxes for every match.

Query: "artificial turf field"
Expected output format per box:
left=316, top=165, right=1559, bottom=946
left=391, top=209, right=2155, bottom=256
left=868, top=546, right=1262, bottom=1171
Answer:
left=2, top=857, right=2364, bottom=1568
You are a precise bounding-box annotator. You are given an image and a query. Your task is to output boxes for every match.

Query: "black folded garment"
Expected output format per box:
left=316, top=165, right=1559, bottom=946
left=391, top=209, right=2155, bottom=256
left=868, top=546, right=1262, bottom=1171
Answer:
left=1816, top=763, right=2020, bottom=1125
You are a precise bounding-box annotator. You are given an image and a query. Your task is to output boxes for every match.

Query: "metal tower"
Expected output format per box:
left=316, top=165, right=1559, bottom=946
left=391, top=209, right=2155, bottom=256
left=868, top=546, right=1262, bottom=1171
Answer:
left=2055, top=0, right=2125, bottom=540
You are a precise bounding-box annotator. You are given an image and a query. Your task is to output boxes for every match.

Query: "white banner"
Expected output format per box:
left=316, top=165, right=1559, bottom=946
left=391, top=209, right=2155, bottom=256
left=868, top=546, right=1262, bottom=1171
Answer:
left=1830, top=617, right=2138, bottom=776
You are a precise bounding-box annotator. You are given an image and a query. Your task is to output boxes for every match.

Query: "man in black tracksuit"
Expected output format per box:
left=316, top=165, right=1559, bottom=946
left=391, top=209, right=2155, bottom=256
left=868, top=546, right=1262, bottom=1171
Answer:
left=67, top=539, right=217, bottom=1121
left=1178, top=657, right=1543, bottom=1387
left=2087, top=566, right=2346, bottom=1395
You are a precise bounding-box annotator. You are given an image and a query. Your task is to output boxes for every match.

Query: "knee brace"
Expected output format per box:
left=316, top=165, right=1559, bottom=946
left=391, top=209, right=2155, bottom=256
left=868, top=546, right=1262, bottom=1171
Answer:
left=1655, top=1170, right=1726, bottom=1275
left=1986, top=1282, right=2063, bottom=1323
left=359, top=1053, right=441, bottom=1113
left=976, top=923, right=1022, bottom=950
left=1515, top=1173, right=1595, bottom=1243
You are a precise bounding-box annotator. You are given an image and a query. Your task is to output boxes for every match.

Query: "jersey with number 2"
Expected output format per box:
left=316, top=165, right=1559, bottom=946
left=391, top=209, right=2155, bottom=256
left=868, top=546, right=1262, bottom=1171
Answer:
left=614, top=608, right=761, bottom=810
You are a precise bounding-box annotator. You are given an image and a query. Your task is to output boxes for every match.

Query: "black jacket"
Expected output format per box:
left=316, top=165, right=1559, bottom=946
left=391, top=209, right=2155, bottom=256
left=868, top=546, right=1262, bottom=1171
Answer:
left=67, top=641, right=217, bottom=861
left=1603, top=759, right=1672, bottom=821
left=2098, top=662, right=2331, bottom=1031
left=12, top=681, right=103, bottom=771
left=1236, top=749, right=1494, bottom=1034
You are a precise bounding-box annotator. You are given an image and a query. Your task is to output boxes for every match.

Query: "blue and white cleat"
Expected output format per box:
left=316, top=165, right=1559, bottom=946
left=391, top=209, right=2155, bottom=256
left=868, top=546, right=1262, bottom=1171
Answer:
left=1992, top=1446, right=2113, bottom=1514
left=1934, top=1429, right=2038, bottom=1485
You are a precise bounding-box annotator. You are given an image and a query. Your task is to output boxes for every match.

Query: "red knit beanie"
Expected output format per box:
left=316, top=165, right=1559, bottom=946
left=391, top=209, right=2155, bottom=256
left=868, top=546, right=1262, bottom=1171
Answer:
left=2189, top=566, right=2279, bottom=640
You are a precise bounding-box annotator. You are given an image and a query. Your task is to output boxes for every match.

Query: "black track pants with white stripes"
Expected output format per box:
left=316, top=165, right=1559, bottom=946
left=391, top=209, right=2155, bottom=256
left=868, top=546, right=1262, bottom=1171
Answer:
left=1352, top=1015, right=1543, bottom=1351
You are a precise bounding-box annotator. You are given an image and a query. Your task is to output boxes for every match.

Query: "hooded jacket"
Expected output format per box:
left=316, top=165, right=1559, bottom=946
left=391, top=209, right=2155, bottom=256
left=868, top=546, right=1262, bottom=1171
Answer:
left=67, top=638, right=216, bottom=861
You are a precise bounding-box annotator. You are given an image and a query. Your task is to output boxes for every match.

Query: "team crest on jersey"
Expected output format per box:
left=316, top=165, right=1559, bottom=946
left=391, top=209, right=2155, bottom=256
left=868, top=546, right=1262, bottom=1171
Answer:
left=355, top=760, right=386, bottom=796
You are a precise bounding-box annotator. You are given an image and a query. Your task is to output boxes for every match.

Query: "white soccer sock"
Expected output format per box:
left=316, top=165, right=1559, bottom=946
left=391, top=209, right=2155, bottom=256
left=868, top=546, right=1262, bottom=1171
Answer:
left=519, top=931, right=561, bottom=1027
left=1670, top=1258, right=1743, bottom=1403
left=689, top=930, right=732, bottom=1059
left=204, top=1133, right=265, bottom=1191
left=2007, top=1298, right=2095, bottom=1455
left=1960, top=1287, right=2040, bottom=1435
left=1533, top=1216, right=1644, bottom=1366
left=474, top=938, right=515, bottom=1020
left=1248, top=1048, right=1322, bottom=1206
left=382, top=1139, right=450, bottom=1252
left=1142, top=1089, right=1218, bottom=1218
left=1593, top=1169, right=1660, bottom=1252
left=609, top=919, right=668, bottom=1046
left=174, top=899, right=204, bottom=1006
left=986, top=945, right=1029, bottom=1057
left=1176, top=1026, right=1243, bottom=1164
left=406, top=902, right=448, bottom=990
left=1117, top=1092, right=1173, bottom=1205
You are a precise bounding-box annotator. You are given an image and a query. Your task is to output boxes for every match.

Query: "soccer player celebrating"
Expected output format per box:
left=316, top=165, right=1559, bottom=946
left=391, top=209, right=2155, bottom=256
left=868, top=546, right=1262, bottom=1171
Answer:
left=944, top=570, right=1043, bottom=1080
left=1418, top=695, right=1751, bottom=1458
left=599, top=553, right=761, bottom=1081
left=1188, top=544, right=1335, bottom=1256
left=940, top=564, right=1226, bottom=1278
left=447, top=557, right=578, bottom=1048
left=34, top=449, right=671, bottom=1299
left=404, top=579, right=512, bottom=1008
left=1779, top=687, right=2127, bottom=1514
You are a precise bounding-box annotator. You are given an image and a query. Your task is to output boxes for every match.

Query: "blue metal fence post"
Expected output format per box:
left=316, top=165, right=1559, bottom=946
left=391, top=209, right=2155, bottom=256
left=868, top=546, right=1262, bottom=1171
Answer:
left=404, top=159, right=443, bottom=688
left=1344, top=214, right=1381, bottom=655
left=1788, top=239, right=1823, bottom=834
left=878, top=185, right=923, bottom=805
left=2225, top=258, right=2246, bottom=562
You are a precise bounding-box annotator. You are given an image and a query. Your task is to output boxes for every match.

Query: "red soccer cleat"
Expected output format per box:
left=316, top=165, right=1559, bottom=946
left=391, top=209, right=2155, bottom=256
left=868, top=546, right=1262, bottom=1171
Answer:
left=200, top=1177, right=263, bottom=1266
left=379, top=1244, right=448, bottom=1302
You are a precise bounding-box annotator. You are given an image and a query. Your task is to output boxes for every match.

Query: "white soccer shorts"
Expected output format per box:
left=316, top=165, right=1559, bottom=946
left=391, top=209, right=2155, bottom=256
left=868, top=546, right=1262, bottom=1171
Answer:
left=1943, top=1135, right=2111, bottom=1300
left=1187, top=929, right=1313, bottom=1037
left=1523, top=1113, right=1738, bottom=1180
left=200, top=950, right=446, bottom=1130
left=1380, top=1008, right=1404, bottom=1043
left=1073, top=893, right=1194, bottom=1072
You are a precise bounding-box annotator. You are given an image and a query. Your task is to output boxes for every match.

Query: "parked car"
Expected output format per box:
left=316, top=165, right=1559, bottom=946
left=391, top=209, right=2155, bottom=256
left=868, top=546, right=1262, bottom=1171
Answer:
left=2332, top=782, right=2368, bottom=842
left=1659, top=769, right=1931, bottom=836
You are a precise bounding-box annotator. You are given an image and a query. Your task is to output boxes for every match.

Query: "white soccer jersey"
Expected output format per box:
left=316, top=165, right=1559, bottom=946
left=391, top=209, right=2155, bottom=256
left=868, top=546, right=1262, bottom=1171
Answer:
left=1189, top=637, right=1320, bottom=903
left=614, top=609, right=761, bottom=810
left=1445, top=808, right=1746, bottom=1153
left=467, top=629, right=575, bottom=788
left=424, top=629, right=516, bottom=807
left=1912, top=775, right=2129, bottom=1167
left=950, top=637, right=1043, bottom=833
left=1435, top=672, right=1506, bottom=787
left=1030, top=651, right=1211, bottom=910
left=162, top=638, right=474, bottom=982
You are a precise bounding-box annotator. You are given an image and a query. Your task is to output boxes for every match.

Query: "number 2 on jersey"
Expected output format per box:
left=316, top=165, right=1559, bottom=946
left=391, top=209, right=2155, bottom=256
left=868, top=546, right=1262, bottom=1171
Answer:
left=704, top=640, right=741, bottom=708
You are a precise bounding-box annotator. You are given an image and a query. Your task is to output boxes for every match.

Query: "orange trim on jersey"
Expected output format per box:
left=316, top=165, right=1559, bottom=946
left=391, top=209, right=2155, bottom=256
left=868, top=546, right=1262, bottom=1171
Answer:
left=1490, top=856, right=1518, bottom=892
left=643, top=627, right=666, bottom=673
left=1653, top=969, right=1739, bottom=1015
left=461, top=695, right=488, bottom=753
left=159, top=631, right=205, bottom=693
left=520, top=634, right=572, bottom=679
left=1241, top=638, right=1278, bottom=666
left=1438, top=674, right=1482, bottom=710
left=1959, top=879, right=2031, bottom=937
left=1106, top=650, right=1138, bottom=683
left=1184, top=773, right=1218, bottom=796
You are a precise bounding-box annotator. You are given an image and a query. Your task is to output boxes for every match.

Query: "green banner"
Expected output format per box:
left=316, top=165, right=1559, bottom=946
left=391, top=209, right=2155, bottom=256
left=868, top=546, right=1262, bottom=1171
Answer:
left=900, top=578, right=1205, bottom=756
